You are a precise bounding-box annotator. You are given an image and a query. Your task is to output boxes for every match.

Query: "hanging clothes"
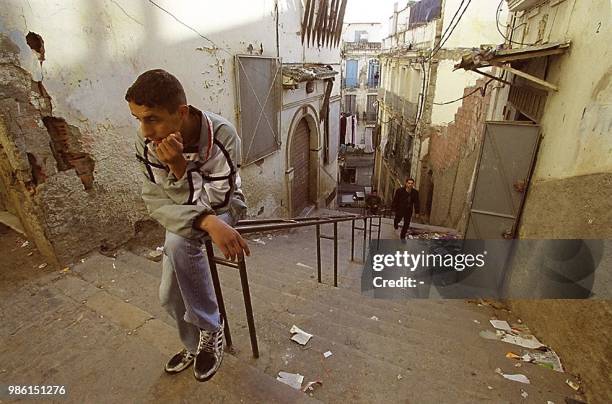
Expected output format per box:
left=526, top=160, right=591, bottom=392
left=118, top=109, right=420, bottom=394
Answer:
left=340, top=114, right=347, bottom=145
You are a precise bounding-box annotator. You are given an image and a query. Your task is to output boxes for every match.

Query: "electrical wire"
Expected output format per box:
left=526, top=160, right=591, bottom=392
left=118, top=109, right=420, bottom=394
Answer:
left=428, top=0, right=472, bottom=61
left=431, top=0, right=472, bottom=57
left=432, top=78, right=493, bottom=105
left=495, top=0, right=535, bottom=46
left=416, top=59, right=428, bottom=123
left=432, top=0, right=466, bottom=55
left=147, top=0, right=234, bottom=56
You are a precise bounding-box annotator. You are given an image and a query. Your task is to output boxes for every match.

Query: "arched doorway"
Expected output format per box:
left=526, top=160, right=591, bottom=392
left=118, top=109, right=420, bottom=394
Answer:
left=290, top=118, right=311, bottom=216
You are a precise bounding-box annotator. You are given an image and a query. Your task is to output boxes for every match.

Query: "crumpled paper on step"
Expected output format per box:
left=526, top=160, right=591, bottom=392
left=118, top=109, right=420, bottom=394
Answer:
left=277, top=371, right=304, bottom=390
left=495, top=368, right=530, bottom=384
left=290, top=325, right=313, bottom=345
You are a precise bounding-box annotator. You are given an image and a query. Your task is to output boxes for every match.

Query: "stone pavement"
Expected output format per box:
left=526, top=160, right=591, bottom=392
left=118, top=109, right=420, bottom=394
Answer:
left=0, top=216, right=588, bottom=403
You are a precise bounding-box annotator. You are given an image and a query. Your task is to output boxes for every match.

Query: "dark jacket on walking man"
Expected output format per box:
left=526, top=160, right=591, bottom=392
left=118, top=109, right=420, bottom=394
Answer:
left=392, top=178, right=420, bottom=239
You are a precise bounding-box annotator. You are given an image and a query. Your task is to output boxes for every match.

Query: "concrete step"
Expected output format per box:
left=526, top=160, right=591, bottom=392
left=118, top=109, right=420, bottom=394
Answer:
left=2, top=277, right=249, bottom=403
left=71, top=248, right=489, bottom=342
left=54, top=254, right=320, bottom=403
left=65, top=247, right=574, bottom=404
left=65, top=251, right=509, bottom=402
left=66, top=252, right=492, bottom=403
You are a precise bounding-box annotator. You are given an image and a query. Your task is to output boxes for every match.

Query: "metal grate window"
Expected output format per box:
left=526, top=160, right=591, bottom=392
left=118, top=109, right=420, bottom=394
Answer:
left=344, top=94, right=356, bottom=114
left=235, top=55, right=281, bottom=166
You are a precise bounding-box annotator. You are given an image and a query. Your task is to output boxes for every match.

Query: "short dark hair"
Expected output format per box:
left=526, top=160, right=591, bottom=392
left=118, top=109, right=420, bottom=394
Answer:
left=125, top=69, right=186, bottom=113
left=406, top=177, right=415, bottom=183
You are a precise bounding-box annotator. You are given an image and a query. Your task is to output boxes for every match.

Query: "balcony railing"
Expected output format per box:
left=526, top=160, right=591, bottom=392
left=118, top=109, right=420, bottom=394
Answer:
left=343, top=42, right=382, bottom=52
left=401, top=99, right=418, bottom=123
left=364, top=111, right=377, bottom=123
left=380, top=89, right=418, bottom=123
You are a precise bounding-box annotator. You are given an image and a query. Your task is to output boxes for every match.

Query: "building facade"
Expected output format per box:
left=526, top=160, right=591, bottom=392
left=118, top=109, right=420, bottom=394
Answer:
left=340, top=22, right=383, bottom=149
left=0, top=0, right=347, bottom=264
left=374, top=0, right=505, bottom=215
left=422, top=1, right=611, bottom=401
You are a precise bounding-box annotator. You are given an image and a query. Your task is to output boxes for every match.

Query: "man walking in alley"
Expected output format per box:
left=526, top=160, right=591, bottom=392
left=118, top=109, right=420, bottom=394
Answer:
left=392, top=178, right=420, bottom=240
left=126, top=69, right=249, bottom=382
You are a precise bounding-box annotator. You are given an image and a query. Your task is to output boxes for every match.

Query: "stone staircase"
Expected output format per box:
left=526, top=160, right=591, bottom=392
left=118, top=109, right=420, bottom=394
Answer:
left=2, top=211, right=581, bottom=403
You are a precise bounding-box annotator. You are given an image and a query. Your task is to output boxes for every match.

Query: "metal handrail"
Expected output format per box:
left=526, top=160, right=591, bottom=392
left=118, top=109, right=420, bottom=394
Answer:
left=206, top=213, right=383, bottom=359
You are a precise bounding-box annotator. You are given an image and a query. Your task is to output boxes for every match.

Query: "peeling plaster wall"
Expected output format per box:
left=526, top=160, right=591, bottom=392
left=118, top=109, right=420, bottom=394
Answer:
left=0, top=31, right=148, bottom=263
left=508, top=0, right=612, bottom=180
left=488, top=0, right=612, bottom=237
left=0, top=0, right=341, bottom=262
left=485, top=3, right=612, bottom=402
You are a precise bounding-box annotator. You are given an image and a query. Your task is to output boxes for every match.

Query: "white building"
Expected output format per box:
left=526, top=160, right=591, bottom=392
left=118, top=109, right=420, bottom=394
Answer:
left=0, top=0, right=347, bottom=263
left=340, top=22, right=383, bottom=149
left=375, top=0, right=506, bottom=209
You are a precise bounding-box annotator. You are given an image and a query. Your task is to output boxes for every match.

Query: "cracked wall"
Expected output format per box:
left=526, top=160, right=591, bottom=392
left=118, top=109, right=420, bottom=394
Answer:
left=0, top=31, right=147, bottom=264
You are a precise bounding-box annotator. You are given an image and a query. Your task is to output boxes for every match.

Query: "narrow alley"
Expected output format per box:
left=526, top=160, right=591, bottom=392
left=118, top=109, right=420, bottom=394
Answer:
left=0, top=0, right=610, bottom=403
left=0, top=215, right=588, bottom=403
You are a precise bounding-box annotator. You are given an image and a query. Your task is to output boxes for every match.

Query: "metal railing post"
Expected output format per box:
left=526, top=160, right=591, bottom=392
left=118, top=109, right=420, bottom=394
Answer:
left=333, top=222, right=338, bottom=287
left=205, top=239, right=233, bottom=350
left=351, top=219, right=355, bottom=261
left=362, top=218, right=367, bottom=262
left=377, top=216, right=382, bottom=249
left=238, top=258, right=259, bottom=358
left=204, top=213, right=383, bottom=360
left=316, top=223, right=322, bottom=283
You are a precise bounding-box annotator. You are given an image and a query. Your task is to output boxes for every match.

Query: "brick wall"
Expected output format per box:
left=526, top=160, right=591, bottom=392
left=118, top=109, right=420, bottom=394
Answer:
left=428, top=78, right=492, bottom=230
left=430, top=78, right=492, bottom=172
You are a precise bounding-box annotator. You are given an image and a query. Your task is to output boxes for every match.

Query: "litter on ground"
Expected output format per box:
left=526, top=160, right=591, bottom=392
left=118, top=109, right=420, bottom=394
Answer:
left=521, top=350, right=564, bottom=372
left=495, top=368, right=530, bottom=384
left=506, top=352, right=521, bottom=359
left=565, top=379, right=580, bottom=391
left=302, top=380, right=322, bottom=393
left=277, top=371, right=304, bottom=390
left=289, top=325, right=313, bottom=345
left=147, top=250, right=163, bottom=262
left=489, top=319, right=513, bottom=333
left=480, top=326, right=546, bottom=350
left=296, top=262, right=314, bottom=270
left=323, top=351, right=332, bottom=358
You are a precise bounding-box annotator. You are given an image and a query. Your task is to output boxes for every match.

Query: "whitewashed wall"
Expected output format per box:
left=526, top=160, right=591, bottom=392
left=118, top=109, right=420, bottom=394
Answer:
left=0, top=0, right=342, bottom=222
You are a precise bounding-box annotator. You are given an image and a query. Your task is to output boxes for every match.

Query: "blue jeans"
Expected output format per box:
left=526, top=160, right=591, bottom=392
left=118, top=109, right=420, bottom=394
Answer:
left=159, top=212, right=234, bottom=353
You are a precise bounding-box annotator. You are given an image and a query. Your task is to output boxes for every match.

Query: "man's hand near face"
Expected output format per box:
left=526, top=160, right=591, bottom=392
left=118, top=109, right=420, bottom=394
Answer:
left=196, top=214, right=251, bottom=261
left=156, top=133, right=187, bottom=179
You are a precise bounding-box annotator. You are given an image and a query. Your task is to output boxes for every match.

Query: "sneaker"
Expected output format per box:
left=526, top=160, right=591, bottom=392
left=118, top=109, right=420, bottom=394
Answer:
left=164, top=348, right=195, bottom=374
left=194, top=319, right=225, bottom=382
